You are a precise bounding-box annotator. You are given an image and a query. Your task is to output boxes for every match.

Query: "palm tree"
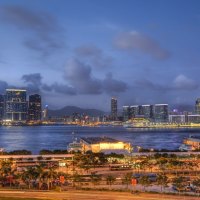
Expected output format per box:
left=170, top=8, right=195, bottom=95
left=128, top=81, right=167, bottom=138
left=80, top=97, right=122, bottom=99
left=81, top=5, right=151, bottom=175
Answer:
left=43, top=167, right=57, bottom=190
left=193, top=177, right=200, bottom=196
left=90, top=172, right=102, bottom=188
left=156, top=174, right=168, bottom=192
left=21, top=167, right=38, bottom=189
left=0, top=160, right=16, bottom=187
left=35, top=164, right=45, bottom=190
left=72, top=172, right=82, bottom=187
left=106, top=174, right=116, bottom=189
left=139, top=175, right=151, bottom=192
left=122, top=172, right=132, bottom=189
left=172, top=176, right=185, bottom=194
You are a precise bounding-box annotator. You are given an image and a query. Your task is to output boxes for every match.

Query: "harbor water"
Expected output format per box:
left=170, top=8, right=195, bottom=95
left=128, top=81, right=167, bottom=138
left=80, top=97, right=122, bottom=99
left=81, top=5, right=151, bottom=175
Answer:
left=0, top=125, right=200, bottom=153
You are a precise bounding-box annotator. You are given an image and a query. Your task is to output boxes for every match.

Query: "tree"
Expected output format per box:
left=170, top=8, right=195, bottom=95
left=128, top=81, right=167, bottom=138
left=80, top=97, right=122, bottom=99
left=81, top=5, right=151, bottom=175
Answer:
left=42, top=167, right=57, bottom=190
left=122, top=172, right=132, bottom=189
left=156, top=174, right=168, bottom=192
left=106, top=174, right=116, bottom=189
left=21, top=167, right=38, bottom=189
left=72, top=172, right=82, bottom=187
left=35, top=164, right=45, bottom=190
left=139, top=175, right=151, bottom=192
left=0, top=160, right=16, bottom=187
left=90, top=172, right=102, bottom=187
left=172, top=176, right=185, bottom=194
left=193, top=178, right=200, bottom=196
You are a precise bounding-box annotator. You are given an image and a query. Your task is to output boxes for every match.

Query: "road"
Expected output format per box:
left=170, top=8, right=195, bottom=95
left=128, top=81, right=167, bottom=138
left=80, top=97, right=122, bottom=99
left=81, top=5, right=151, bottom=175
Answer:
left=0, top=190, right=199, bottom=200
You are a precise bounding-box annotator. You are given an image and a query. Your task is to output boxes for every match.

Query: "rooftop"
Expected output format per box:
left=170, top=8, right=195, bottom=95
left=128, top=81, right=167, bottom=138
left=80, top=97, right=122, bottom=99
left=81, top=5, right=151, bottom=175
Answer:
left=80, top=137, right=121, bottom=144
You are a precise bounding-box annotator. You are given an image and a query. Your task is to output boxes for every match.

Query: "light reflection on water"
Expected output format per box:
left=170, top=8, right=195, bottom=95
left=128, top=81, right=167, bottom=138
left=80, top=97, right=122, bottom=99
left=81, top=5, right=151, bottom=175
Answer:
left=0, top=125, right=200, bottom=153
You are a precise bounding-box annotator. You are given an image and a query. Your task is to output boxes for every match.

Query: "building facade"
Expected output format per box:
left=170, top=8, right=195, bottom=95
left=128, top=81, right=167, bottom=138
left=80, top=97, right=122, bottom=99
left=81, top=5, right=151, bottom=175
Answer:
left=195, top=98, right=200, bottom=114
left=169, top=115, right=185, bottom=123
left=123, top=106, right=131, bottom=121
left=187, top=115, right=200, bottom=123
left=28, top=94, right=42, bottom=121
left=80, top=137, right=132, bottom=153
left=4, top=89, right=28, bottom=121
left=43, top=105, right=49, bottom=120
left=111, top=97, right=117, bottom=120
left=0, top=95, right=4, bottom=120
left=153, top=104, right=169, bottom=122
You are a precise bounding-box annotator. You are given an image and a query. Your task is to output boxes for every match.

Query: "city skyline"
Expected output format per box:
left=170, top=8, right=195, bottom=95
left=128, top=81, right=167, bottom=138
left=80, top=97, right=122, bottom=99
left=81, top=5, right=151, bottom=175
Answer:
left=0, top=0, right=200, bottom=111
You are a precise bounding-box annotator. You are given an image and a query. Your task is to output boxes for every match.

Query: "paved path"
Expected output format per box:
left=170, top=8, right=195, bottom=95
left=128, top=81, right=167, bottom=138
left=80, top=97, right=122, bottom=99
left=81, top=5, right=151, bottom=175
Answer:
left=0, top=190, right=199, bottom=200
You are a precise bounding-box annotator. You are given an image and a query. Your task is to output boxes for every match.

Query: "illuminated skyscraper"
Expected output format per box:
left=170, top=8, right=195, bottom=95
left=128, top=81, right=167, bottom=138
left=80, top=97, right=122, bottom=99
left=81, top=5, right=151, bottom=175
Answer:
left=43, top=105, right=49, bottom=120
left=130, top=105, right=139, bottom=117
left=123, top=106, right=130, bottom=121
left=154, top=104, right=168, bottom=122
left=195, top=98, right=200, bottom=114
left=0, top=95, right=4, bottom=120
left=111, top=97, right=117, bottom=120
left=28, top=94, right=42, bottom=121
left=5, top=89, right=28, bottom=121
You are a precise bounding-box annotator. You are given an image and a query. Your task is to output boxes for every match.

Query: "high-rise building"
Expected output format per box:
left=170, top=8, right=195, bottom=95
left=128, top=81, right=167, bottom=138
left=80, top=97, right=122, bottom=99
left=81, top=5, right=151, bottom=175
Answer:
left=141, top=105, right=151, bottom=119
left=0, top=95, right=4, bottom=120
left=195, top=98, right=200, bottom=114
left=111, top=97, right=117, bottom=120
left=154, top=104, right=168, bottom=122
left=28, top=94, right=42, bottom=121
left=130, top=105, right=139, bottom=118
left=4, top=89, right=28, bottom=121
left=123, top=106, right=131, bottom=121
left=43, top=105, right=49, bottom=120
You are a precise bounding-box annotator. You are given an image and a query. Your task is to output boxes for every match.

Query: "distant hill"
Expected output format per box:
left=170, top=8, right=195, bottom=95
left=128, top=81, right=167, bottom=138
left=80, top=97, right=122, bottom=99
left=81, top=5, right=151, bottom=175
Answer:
left=48, top=106, right=106, bottom=117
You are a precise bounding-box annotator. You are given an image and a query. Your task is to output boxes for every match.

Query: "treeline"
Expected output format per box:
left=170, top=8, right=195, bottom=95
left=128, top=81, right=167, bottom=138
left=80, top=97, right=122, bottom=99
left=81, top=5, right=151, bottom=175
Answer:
left=0, top=150, right=32, bottom=155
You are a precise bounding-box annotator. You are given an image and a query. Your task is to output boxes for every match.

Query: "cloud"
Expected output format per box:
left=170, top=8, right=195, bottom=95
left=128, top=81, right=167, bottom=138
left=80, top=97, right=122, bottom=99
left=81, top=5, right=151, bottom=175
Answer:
left=114, top=31, right=170, bottom=60
left=0, top=5, right=65, bottom=57
left=64, top=59, right=102, bottom=94
left=75, top=45, right=113, bottom=68
left=173, top=74, right=198, bottom=90
left=21, top=73, right=42, bottom=93
left=102, top=73, right=127, bottom=93
left=42, top=83, right=76, bottom=95
left=0, top=80, right=8, bottom=93
left=21, top=73, right=76, bottom=95
left=22, top=73, right=42, bottom=85
left=64, top=58, right=127, bottom=94
left=51, top=83, right=76, bottom=95
left=135, top=74, right=198, bottom=91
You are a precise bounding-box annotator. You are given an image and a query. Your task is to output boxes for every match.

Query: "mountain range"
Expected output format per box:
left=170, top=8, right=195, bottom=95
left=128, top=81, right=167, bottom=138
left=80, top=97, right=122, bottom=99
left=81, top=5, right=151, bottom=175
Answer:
left=48, top=106, right=106, bottom=117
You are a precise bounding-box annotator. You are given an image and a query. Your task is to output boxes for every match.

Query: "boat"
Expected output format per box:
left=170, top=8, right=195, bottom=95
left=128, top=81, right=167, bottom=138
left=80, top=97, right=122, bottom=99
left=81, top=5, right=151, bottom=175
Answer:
left=123, top=118, right=150, bottom=128
left=179, top=135, right=200, bottom=151
left=179, top=144, right=193, bottom=151
left=67, top=132, right=82, bottom=152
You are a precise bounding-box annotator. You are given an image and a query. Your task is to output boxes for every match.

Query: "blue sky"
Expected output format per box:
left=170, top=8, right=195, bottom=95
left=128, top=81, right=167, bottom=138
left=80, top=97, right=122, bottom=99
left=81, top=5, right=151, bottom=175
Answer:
left=0, top=0, right=200, bottom=111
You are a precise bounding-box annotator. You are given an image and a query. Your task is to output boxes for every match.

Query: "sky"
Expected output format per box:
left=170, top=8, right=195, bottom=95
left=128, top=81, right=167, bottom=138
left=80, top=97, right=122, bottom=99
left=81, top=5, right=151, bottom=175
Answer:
left=0, top=0, right=200, bottom=111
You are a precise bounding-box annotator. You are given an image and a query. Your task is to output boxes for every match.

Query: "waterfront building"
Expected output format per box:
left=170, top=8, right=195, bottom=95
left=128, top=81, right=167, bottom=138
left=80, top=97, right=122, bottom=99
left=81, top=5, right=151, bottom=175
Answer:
left=111, top=97, right=117, bottom=120
left=154, top=104, right=168, bottom=122
left=141, top=105, right=153, bottom=119
left=0, top=95, right=4, bottom=120
left=130, top=105, right=139, bottom=118
left=4, top=89, right=27, bottom=121
left=28, top=94, right=42, bottom=121
left=169, top=115, right=185, bottom=123
left=182, top=136, right=200, bottom=150
left=187, top=114, right=200, bottom=123
left=123, top=106, right=131, bottom=121
left=43, top=105, right=49, bottom=120
left=195, top=98, right=200, bottom=114
left=80, top=137, right=131, bottom=153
